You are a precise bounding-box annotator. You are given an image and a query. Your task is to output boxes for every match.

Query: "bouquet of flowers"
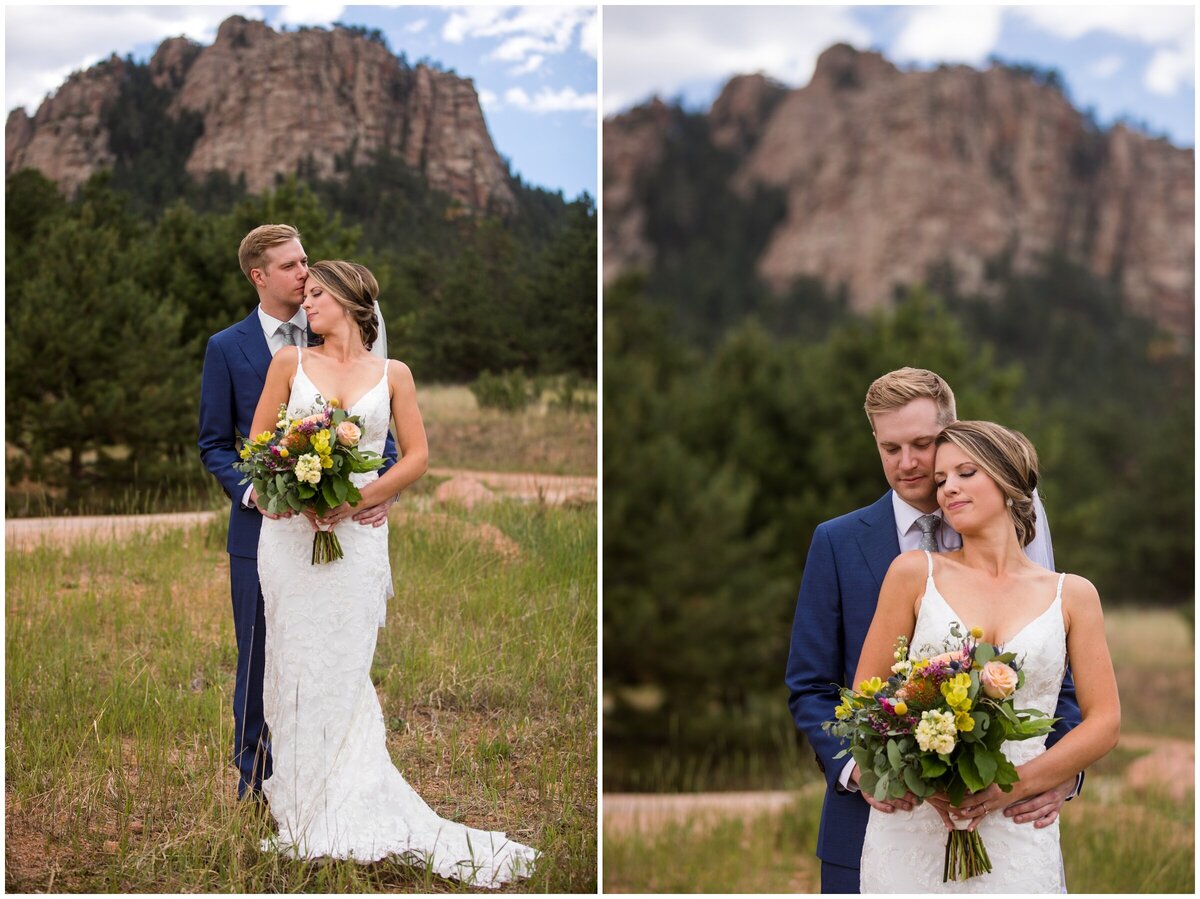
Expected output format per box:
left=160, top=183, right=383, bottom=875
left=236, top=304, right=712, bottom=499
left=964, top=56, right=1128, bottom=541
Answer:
left=823, top=622, right=1057, bottom=881
left=234, top=396, right=383, bottom=564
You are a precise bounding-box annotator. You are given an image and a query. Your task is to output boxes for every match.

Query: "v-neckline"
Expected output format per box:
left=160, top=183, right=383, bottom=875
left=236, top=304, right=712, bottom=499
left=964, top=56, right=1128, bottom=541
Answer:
left=295, top=352, right=387, bottom=412
left=924, top=572, right=1063, bottom=647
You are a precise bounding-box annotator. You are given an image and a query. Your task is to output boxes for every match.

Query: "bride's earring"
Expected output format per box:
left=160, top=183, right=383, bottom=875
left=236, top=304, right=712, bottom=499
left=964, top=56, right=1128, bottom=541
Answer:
left=1005, top=497, right=1014, bottom=507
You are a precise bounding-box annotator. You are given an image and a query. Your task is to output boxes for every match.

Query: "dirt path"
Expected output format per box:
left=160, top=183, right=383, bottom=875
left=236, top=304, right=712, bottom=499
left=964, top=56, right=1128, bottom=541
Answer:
left=6, top=467, right=596, bottom=550
left=603, top=787, right=818, bottom=836
left=604, top=733, right=1192, bottom=835
left=427, top=467, right=595, bottom=504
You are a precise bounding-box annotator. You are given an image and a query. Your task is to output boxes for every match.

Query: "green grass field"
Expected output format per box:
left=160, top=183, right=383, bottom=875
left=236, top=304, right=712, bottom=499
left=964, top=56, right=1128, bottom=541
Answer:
left=6, top=501, right=597, bottom=892
left=603, top=608, right=1194, bottom=893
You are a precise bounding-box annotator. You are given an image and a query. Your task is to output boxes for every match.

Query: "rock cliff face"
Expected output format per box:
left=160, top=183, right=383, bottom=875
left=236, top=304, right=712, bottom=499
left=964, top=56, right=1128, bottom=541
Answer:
left=604, top=44, right=1194, bottom=336
left=6, top=16, right=515, bottom=213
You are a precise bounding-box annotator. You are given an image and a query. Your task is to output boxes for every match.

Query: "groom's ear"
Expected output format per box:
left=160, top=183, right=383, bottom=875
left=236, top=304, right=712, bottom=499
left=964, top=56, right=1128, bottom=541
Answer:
left=249, top=266, right=267, bottom=289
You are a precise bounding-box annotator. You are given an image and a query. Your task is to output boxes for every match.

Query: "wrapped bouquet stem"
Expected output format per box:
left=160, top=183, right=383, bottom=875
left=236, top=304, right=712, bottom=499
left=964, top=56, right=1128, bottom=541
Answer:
left=824, top=623, right=1057, bottom=882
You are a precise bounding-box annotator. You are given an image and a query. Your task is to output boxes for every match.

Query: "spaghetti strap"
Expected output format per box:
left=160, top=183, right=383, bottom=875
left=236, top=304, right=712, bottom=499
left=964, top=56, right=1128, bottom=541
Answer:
left=1054, top=571, right=1067, bottom=601
left=923, top=549, right=933, bottom=577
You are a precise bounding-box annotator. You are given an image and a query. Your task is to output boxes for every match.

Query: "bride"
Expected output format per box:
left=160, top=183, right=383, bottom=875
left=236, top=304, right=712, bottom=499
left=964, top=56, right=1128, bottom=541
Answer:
left=247, top=260, right=537, bottom=887
left=854, top=420, right=1119, bottom=892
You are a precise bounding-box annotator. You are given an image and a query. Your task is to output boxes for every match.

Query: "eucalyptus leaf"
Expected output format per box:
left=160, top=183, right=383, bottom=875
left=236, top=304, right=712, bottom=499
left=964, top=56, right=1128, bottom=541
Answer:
left=873, top=772, right=890, bottom=801
left=975, top=644, right=995, bottom=666
left=887, top=739, right=904, bottom=770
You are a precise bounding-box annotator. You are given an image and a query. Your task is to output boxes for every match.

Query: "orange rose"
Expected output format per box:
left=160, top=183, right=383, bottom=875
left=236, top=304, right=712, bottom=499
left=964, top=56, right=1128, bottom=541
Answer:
left=980, top=660, right=1018, bottom=699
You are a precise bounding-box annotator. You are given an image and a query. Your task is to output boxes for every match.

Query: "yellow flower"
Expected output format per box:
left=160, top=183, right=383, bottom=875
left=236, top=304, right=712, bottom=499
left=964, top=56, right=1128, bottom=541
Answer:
left=941, top=673, right=972, bottom=711
left=239, top=446, right=251, bottom=460
left=835, top=699, right=853, bottom=720
left=329, top=397, right=341, bottom=409
left=970, top=626, right=984, bottom=639
left=320, top=453, right=333, bottom=469
left=312, top=429, right=332, bottom=455
left=279, top=448, right=289, bottom=458
left=893, top=701, right=908, bottom=716
left=955, top=710, right=975, bottom=732
left=254, top=430, right=273, bottom=444
left=858, top=676, right=884, bottom=696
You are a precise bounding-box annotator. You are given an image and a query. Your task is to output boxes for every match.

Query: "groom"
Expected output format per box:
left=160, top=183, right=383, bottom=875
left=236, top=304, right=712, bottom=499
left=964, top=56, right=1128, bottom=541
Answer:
left=198, top=224, right=398, bottom=802
left=785, top=367, right=1082, bottom=893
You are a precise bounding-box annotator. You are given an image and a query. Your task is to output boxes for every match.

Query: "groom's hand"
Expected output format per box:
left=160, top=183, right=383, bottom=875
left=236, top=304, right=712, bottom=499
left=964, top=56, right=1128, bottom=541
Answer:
left=352, top=493, right=396, bottom=528
left=1002, top=775, right=1075, bottom=827
left=849, top=766, right=916, bottom=813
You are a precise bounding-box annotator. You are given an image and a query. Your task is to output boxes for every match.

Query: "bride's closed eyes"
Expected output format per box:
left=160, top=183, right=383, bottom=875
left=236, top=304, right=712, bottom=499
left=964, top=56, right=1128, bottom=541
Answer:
left=934, top=468, right=976, bottom=490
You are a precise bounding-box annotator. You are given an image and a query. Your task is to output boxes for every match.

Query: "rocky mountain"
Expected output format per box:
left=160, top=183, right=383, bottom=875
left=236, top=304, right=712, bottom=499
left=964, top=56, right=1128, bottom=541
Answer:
left=604, top=44, right=1194, bottom=337
left=6, top=16, right=515, bottom=213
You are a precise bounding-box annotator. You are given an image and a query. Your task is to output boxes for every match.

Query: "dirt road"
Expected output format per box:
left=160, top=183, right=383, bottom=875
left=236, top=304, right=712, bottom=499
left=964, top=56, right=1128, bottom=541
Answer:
left=6, top=467, right=596, bottom=550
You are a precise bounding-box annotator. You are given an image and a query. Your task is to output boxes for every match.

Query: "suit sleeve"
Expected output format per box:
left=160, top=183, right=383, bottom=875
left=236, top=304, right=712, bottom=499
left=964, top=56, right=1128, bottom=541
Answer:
left=786, top=524, right=851, bottom=789
left=198, top=336, right=246, bottom=500
left=381, top=429, right=399, bottom=476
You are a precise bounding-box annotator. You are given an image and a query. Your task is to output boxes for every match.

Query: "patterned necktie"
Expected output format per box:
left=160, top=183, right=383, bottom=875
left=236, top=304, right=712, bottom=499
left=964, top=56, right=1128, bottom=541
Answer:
left=276, top=322, right=300, bottom=348
left=916, top=514, right=941, bottom=552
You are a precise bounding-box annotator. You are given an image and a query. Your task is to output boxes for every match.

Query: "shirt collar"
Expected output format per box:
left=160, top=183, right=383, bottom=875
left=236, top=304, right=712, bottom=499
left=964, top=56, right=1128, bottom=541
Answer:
left=257, top=305, right=306, bottom=335
left=892, top=491, right=942, bottom=535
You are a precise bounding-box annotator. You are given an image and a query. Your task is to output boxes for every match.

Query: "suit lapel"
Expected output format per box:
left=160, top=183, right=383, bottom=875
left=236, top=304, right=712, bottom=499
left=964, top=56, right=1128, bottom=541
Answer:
left=855, top=491, right=901, bottom=591
left=235, top=309, right=271, bottom=383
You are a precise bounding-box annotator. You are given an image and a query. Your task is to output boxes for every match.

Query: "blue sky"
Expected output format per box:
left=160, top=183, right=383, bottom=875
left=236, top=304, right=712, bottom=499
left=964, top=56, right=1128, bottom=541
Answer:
left=5, top=5, right=598, bottom=199
left=604, top=5, right=1194, bottom=148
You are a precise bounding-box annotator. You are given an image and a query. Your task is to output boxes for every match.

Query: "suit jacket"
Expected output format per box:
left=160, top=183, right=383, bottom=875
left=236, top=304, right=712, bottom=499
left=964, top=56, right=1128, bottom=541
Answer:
left=784, top=490, right=1082, bottom=870
left=198, top=309, right=398, bottom=559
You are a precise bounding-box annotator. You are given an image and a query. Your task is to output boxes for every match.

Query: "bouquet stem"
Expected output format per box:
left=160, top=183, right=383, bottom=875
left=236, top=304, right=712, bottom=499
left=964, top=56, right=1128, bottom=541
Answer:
left=311, top=529, right=343, bottom=564
left=943, top=825, right=992, bottom=882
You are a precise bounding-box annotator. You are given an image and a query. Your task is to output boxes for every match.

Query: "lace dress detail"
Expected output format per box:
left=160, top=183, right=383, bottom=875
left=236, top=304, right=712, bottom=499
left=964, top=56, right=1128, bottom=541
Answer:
left=859, top=551, right=1067, bottom=893
left=257, top=349, right=537, bottom=888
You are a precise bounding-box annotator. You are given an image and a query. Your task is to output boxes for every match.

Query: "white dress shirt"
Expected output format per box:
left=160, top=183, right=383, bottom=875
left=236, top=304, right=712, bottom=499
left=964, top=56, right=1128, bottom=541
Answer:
left=241, top=307, right=308, bottom=508
left=839, top=488, right=1057, bottom=792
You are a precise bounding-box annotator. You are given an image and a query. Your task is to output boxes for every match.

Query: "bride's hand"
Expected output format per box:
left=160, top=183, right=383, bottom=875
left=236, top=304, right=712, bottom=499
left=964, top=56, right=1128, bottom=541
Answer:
left=953, top=784, right=1006, bottom=832
left=316, top=502, right=354, bottom=529
left=924, top=791, right=959, bottom=832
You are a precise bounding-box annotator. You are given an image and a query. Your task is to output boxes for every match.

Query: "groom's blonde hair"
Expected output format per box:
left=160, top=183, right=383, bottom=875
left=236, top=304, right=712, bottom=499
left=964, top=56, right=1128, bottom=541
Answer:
left=864, top=367, right=957, bottom=430
left=238, top=224, right=301, bottom=283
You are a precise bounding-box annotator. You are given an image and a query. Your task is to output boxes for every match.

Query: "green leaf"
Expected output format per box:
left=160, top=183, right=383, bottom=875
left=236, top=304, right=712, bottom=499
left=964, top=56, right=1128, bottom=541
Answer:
left=973, top=743, right=998, bottom=785
left=321, top=478, right=338, bottom=508
left=873, top=772, right=890, bottom=801
left=851, top=745, right=873, bottom=772
left=332, top=476, right=348, bottom=504
left=285, top=490, right=302, bottom=512
left=903, top=765, right=932, bottom=797
left=957, top=750, right=985, bottom=793
left=859, top=769, right=879, bottom=798
left=887, top=739, right=904, bottom=771
left=920, top=755, right=948, bottom=778
left=275, top=473, right=287, bottom=494
left=974, top=644, right=995, bottom=666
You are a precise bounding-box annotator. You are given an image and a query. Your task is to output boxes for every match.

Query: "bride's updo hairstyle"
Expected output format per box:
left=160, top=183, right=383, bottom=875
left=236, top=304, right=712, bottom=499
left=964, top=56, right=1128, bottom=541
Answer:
left=936, top=421, right=1040, bottom=546
left=306, top=260, right=380, bottom=350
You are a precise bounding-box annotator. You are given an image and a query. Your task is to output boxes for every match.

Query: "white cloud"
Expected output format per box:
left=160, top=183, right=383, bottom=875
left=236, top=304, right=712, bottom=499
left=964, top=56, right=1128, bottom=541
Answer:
left=603, top=6, right=871, bottom=115
left=1012, top=6, right=1193, bottom=95
left=891, top=6, right=1003, bottom=67
left=478, top=88, right=498, bottom=108
left=405, top=18, right=429, bottom=35
left=443, top=6, right=594, bottom=71
left=578, top=11, right=597, bottom=59
left=1088, top=54, right=1124, bottom=79
left=1146, top=42, right=1194, bottom=95
left=5, top=5, right=264, bottom=114
left=276, top=3, right=344, bottom=27
left=506, top=85, right=596, bottom=114
left=509, top=54, right=545, bottom=77
left=1012, top=6, right=1193, bottom=45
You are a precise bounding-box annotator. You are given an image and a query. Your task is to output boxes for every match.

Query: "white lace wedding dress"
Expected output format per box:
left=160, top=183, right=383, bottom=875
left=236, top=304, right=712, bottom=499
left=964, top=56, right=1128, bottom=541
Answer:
left=859, top=551, right=1068, bottom=893
left=257, top=349, right=537, bottom=888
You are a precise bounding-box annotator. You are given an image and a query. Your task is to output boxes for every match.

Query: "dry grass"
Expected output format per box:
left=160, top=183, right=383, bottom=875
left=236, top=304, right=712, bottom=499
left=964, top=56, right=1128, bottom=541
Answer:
left=6, top=503, right=596, bottom=892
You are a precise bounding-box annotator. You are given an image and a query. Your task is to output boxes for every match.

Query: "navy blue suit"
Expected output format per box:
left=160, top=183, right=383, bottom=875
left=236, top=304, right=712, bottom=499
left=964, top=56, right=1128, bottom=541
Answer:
left=785, top=490, right=1082, bottom=892
left=198, top=308, right=397, bottom=798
